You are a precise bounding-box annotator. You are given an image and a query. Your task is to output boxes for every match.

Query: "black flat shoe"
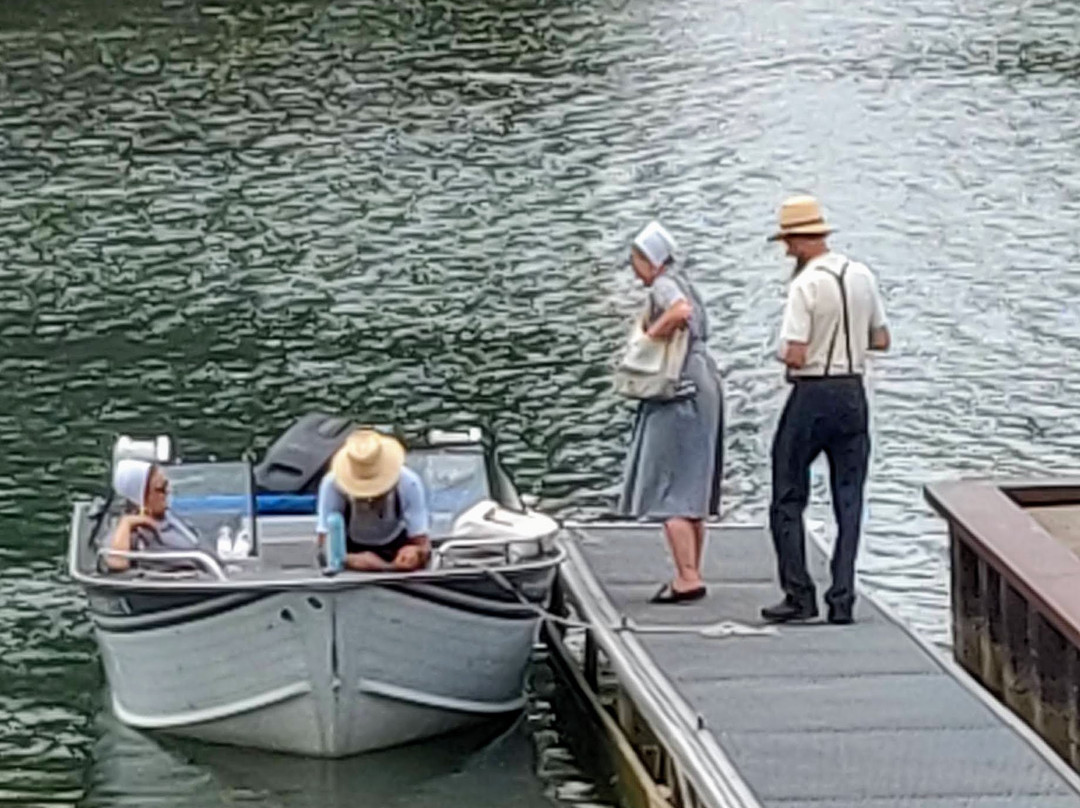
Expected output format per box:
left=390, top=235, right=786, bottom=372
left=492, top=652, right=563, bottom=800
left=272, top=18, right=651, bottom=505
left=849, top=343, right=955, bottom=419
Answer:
left=760, top=598, right=818, bottom=623
left=827, top=610, right=854, bottom=625
left=649, top=583, right=707, bottom=604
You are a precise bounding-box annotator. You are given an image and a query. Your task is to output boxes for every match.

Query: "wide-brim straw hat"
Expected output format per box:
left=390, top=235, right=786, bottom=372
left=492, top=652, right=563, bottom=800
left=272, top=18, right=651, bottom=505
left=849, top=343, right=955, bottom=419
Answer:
left=331, top=429, right=405, bottom=500
left=768, top=195, right=832, bottom=241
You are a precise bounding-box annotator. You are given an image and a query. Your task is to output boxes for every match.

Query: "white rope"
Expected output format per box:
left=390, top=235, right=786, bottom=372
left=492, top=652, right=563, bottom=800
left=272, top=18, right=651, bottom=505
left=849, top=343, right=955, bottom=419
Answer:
left=616, top=619, right=778, bottom=639
left=463, top=562, right=779, bottom=639
left=473, top=563, right=593, bottom=629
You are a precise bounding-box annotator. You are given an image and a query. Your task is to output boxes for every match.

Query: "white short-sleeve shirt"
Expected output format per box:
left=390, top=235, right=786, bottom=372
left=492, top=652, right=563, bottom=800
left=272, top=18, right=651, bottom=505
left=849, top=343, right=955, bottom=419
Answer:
left=779, top=252, right=888, bottom=378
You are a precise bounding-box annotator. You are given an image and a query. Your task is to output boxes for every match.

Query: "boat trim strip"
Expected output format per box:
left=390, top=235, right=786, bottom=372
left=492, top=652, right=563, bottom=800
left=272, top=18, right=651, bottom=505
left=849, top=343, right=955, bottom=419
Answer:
left=357, top=678, right=527, bottom=714
left=111, top=680, right=313, bottom=729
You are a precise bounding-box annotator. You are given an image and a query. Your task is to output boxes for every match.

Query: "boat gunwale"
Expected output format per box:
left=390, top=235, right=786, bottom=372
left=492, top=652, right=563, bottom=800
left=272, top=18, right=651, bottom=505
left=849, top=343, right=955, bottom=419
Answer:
left=89, top=576, right=550, bottom=633
left=69, top=500, right=565, bottom=595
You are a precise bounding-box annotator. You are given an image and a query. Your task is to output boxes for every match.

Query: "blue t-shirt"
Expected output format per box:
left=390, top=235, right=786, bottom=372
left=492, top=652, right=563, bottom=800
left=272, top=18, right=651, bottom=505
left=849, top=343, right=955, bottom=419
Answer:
left=315, top=466, right=430, bottom=538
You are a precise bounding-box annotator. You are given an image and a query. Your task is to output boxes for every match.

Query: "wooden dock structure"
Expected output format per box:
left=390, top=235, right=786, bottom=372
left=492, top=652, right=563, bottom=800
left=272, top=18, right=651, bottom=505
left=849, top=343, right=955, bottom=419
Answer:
left=548, top=522, right=1080, bottom=808
left=928, top=479, right=1080, bottom=773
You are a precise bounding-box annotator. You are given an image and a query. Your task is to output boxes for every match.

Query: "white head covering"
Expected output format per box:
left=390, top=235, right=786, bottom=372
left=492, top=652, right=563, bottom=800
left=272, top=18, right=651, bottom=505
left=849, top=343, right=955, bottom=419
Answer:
left=113, top=459, right=152, bottom=509
left=632, top=221, right=676, bottom=268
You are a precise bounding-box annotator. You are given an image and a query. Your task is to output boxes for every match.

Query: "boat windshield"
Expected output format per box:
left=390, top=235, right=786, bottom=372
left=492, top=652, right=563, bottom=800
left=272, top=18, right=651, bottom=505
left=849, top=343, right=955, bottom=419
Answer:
left=166, top=462, right=256, bottom=555
left=405, top=448, right=490, bottom=537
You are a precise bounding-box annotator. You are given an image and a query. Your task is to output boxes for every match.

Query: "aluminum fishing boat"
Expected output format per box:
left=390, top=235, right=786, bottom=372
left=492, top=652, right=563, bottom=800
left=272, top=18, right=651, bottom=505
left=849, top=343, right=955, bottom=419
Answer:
left=68, top=415, right=562, bottom=757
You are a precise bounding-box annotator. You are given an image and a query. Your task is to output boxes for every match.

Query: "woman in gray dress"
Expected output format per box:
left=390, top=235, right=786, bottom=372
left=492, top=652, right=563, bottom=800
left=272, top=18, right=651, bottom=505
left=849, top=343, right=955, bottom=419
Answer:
left=619, top=221, right=724, bottom=603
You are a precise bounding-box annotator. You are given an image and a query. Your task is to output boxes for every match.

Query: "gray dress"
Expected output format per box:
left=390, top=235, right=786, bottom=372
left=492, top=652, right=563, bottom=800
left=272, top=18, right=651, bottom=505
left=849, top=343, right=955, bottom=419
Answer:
left=618, top=270, right=724, bottom=520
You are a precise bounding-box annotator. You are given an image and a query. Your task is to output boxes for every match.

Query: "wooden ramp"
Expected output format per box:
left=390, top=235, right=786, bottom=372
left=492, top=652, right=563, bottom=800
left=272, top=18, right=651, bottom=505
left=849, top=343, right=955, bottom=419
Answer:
left=556, top=523, right=1080, bottom=808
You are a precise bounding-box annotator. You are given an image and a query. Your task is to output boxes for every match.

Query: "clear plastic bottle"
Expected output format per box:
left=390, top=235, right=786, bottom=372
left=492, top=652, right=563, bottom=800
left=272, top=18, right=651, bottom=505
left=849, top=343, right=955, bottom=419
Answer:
left=324, top=513, right=346, bottom=574
left=232, top=527, right=252, bottom=558
left=216, top=525, right=234, bottom=558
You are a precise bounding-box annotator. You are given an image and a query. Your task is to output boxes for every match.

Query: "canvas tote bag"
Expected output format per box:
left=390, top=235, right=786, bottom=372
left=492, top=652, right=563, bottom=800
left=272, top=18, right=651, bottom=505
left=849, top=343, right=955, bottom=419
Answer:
left=613, top=305, right=690, bottom=401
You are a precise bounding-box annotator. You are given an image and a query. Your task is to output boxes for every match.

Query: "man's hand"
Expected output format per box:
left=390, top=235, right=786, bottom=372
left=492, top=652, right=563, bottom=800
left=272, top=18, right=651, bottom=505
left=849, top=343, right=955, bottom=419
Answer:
left=781, top=341, right=808, bottom=369
left=345, top=552, right=392, bottom=572
left=392, top=545, right=425, bottom=572
left=870, top=326, right=890, bottom=351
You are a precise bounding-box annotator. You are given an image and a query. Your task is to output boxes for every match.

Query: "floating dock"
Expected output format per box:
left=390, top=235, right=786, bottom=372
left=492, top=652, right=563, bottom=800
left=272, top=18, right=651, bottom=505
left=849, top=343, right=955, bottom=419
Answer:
left=547, top=522, right=1080, bottom=808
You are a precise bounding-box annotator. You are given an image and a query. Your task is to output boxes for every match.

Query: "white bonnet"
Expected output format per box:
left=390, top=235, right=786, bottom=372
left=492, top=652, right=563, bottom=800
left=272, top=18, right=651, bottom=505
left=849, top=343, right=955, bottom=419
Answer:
left=113, top=458, right=152, bottom=509
left=632, top=221, right=676, bottom=268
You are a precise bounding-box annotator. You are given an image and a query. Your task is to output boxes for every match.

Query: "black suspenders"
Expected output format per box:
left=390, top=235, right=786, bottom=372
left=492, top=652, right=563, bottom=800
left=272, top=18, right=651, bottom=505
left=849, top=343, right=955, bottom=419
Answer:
left=819, top=261, right=852, bottom=377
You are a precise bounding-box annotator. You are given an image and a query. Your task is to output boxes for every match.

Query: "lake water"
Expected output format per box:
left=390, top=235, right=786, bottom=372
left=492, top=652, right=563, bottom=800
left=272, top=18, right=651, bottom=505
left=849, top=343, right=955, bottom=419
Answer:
left=2, top=0, right=1079, bottom=804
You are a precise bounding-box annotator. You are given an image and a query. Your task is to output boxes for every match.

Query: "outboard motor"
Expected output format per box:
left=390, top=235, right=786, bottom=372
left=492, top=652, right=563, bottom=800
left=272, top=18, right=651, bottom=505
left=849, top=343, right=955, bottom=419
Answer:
left=254, top=412, right=355, bottom=494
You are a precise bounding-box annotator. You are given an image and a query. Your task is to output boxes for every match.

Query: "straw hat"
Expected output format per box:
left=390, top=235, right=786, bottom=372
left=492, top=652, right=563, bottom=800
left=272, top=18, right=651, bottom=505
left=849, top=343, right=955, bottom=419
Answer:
left=768, top=195, right=832, bottom=241
left=331, top=430, right=405, bottom=500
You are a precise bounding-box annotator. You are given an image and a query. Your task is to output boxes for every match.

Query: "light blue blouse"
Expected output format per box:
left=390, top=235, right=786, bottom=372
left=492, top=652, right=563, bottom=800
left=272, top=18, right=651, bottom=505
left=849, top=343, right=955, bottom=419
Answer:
left=315, top=466, right=430, bottom=538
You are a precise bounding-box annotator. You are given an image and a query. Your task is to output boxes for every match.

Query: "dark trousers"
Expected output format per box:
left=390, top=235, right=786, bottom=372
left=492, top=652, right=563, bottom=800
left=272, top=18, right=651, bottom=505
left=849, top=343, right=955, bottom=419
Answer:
left=769, top=376, right=870, bottom=613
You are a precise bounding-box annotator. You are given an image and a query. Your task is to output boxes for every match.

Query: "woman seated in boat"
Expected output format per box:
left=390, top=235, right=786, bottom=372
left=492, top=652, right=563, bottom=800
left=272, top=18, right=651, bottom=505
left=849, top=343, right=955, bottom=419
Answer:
left=315, top=429, right=431, bottom=572
left=105, top=459, right=201, bottom=571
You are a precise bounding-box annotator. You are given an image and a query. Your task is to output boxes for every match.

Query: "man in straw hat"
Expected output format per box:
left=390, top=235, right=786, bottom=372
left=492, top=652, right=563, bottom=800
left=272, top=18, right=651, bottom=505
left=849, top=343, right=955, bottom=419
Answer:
left=761, top=195, right=890, bottom=625
left=315, top=429, right=431, bottom=572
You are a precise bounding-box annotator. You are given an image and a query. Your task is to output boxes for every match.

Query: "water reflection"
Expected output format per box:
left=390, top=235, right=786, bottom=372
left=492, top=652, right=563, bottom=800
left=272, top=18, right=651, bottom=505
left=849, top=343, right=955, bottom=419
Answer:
left=77, top=658, right=610, bottom=808
left=81, top=710, right=539, bottom=808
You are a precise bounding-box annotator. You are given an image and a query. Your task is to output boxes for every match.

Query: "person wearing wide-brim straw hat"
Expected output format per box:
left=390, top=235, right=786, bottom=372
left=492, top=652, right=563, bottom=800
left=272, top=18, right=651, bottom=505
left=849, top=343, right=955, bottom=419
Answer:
left=767, top=194, right=833, bottom=241
left=761, top=195, right=890, bottom=626
left=618, top=220, right=725, bottom=604
left=315, top=429, right=431, bottom=572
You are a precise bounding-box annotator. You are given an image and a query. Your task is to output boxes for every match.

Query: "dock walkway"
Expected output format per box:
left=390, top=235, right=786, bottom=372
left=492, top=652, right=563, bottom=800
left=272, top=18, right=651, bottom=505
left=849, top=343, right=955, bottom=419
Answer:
left=559, top=523, right=1080, bottom=808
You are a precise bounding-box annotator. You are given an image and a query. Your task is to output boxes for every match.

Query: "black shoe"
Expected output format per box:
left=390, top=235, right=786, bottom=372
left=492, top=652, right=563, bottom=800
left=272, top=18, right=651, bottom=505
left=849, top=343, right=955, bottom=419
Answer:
left=827, top=609, right=854, bottom=625
left=649, top=583, right=708, bottom=604
left=761, top=598, right=819, bottom=623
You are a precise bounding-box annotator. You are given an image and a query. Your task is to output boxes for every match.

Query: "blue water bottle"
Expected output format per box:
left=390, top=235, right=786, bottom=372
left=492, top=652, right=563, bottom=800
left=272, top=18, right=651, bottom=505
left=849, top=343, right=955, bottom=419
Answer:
left=324, top=513, right=347, bottom=575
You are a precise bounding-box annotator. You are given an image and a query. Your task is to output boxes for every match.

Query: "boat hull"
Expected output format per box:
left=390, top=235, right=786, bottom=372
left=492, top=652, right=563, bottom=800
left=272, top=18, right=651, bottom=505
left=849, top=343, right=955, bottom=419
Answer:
left=92, top=581, right=544, bottom=757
